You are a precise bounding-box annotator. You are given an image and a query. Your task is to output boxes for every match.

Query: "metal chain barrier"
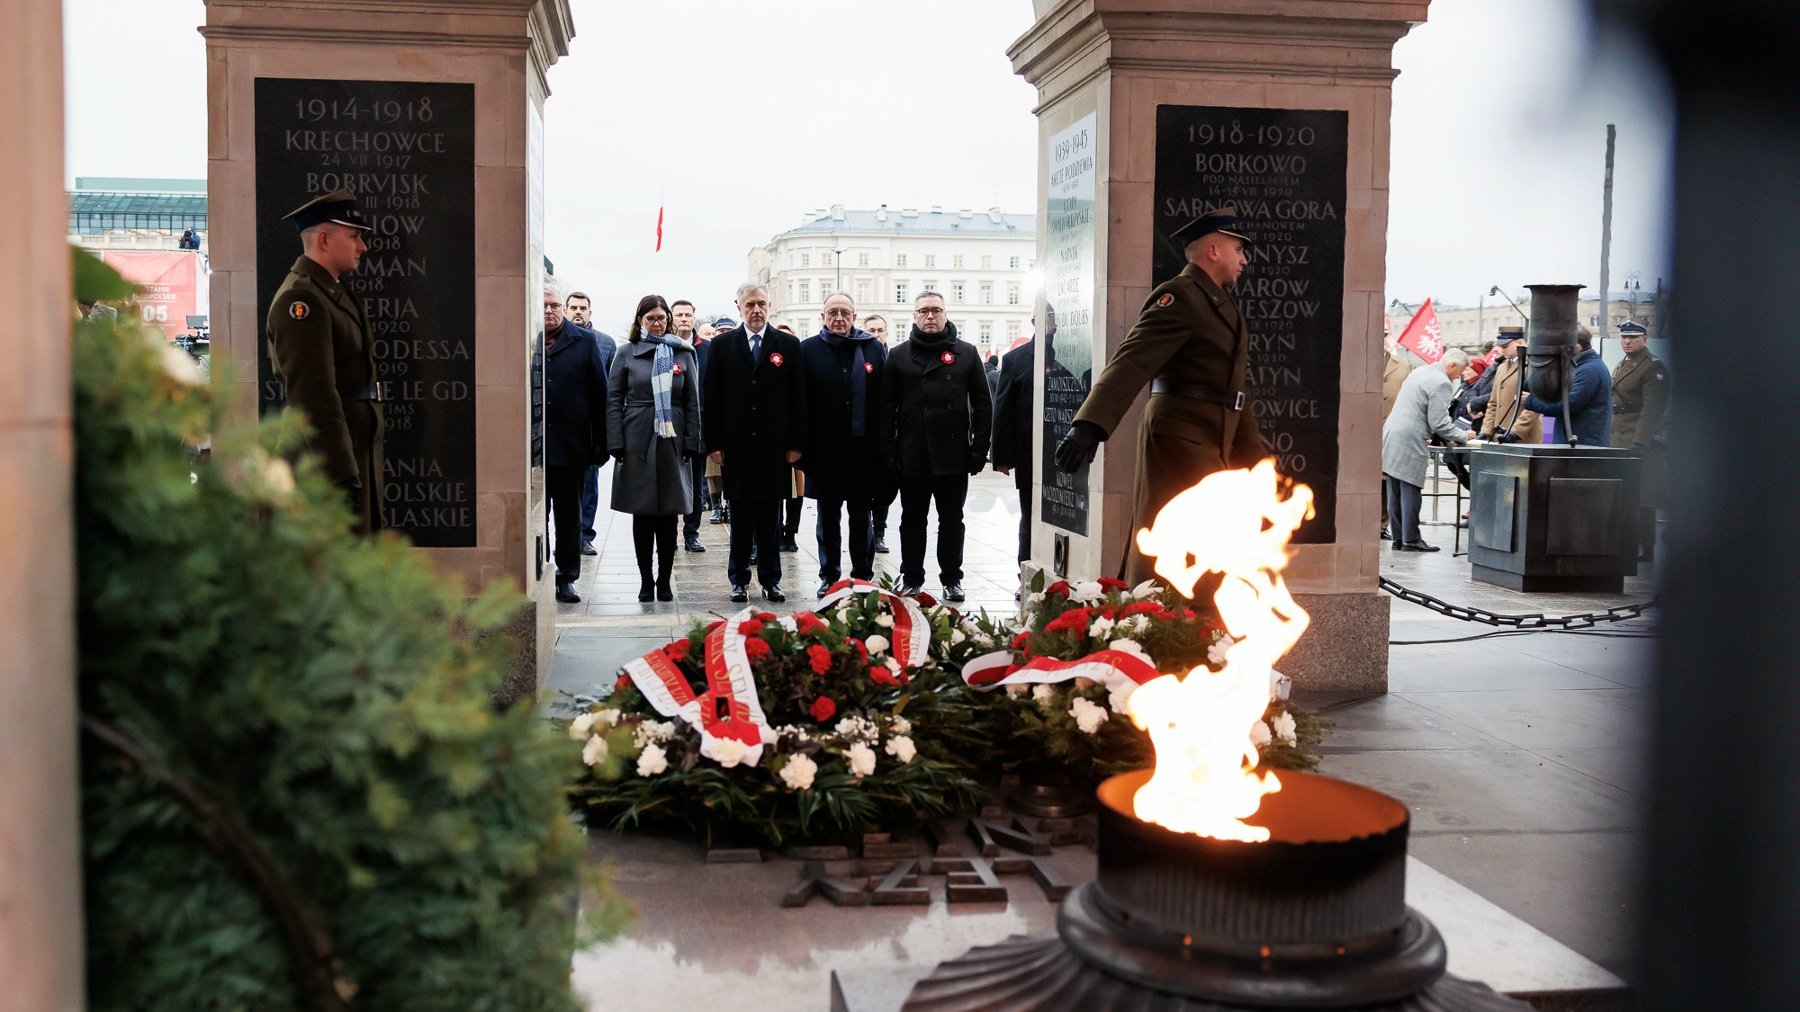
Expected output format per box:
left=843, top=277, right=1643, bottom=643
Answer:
left=1379, top=576, right=1657, bottom=630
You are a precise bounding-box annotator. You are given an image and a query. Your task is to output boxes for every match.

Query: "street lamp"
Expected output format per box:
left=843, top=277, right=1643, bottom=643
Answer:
left=832, top=247, right=845, bottom=296
left=1488, top=285, right=1529, bottom=328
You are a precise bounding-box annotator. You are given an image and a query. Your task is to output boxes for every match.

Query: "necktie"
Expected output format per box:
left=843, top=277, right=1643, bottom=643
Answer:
left=750, top=332, right=761, bottom=364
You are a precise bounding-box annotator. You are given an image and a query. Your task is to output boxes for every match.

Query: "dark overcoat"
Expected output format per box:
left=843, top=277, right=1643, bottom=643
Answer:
left=878, top=323, right=993, bottom=479
left=607, top=339, right=702, bottom=516
left=266, top=254, right=384, bottom=532
left=990, top=337, right=1036, bottom=491
left=799, top=328, right=888, bottom=501
left=535, top=322, right=613, bottom=469
left=1072, top=263, right=1267, bottom=581
left=702, top=326, right=807, bottom=500
left=1610, top=349, right=1669, bottom=506
left=1525, top=348, right=1612, bottom=448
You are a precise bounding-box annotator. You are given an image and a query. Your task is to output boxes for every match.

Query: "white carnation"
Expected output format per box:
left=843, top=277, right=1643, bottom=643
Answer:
left=1032, top=683, right=1057, bottom=711
left=1004, top=683, right=1028, bottom=697
left=884, top=735, right=917, bottom=764
left=775, top=723, right=813, bottom=743
left=951, top=629, right=967, bottom=645
left=261, top=458, right=296, bottom=497
left=865, top=634, right=890, bottom=655
left=568, top=712, right=598, bottom=740
left=1269, top=670, right=1293, bottom=703
left=594, top=708, right=622, bottom=729
left=1107, top=682, right=1136, bottom=715
left=1071, top=580, right=1104, bottom=603
left=581, top=734, right=609, bottom=767
left=1130, top=579, right=1159, bottom=600
left=635, top=742, right=669, bottom=776
left=1123, top=615, right=1151, bottom=636
left=1250, top=720, right=1272, bottom=749
left=835, top=716, right=879, bottom=743
left=710, top=737, right=750, bottom=768
left=884, top=656, right=902, bottom=674
left=1272, top=711, right=1298, bottom=747
left=1088, top=616, right=1115, bottom=640
left=846, top=742, right=878, bottom=778
left=1069, top=697, right=1109, bottom=735
left=876, top=613, right=894, bottom=628
left=973, top=632, right=995, bottom=648
left=1027, top=592, right=1044, bottom=607
left=631, top=720, right=676, bottom=749
left=779, top=752, right=818, bottom=791
left=888, top=716, right=911, bottom=736
left=1109, top=638, right=1151, bottom=663
left=1207, top=638, right=1234, bottom=666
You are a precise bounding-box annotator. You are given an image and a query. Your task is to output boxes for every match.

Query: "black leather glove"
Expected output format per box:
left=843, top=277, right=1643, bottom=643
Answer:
left=1497, top=431, right=1521, bottom=445
left=1054, top=420, right=1104, bottom=472
left=968, top=456, right=987, bottom=476
left=613, top=452, right=626, bottom=466
left=682, top=449, right=700, bottom=462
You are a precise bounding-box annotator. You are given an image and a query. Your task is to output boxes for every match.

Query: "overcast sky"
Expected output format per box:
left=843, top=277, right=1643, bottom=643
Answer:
left=64, top=0, right=1673, bottom=328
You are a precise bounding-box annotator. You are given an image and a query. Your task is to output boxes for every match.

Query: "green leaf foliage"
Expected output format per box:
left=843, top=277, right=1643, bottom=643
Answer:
left=74, top=273, right=617, bottom=1011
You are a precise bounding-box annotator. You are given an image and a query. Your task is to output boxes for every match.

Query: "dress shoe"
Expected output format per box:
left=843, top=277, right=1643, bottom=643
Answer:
left=763, top=585, right=786, bottom=603
left=1400, top=540, right=1440, bottom=553
left=729, top=584, right=749, bottom=603
left=685, top=536, right=706, bottom=553
left=555, top=582, right=581, bottom=604
left=779, top=536, right=800, bottom=553
left=943, top=582, right=966, bottom=602
left=873, top=536, right=889, bottom=554
left=749, top=546, right=758, bottom=564
left=580, top=541, right=598, bottom=556
left=638, top=579, right=655, bottom=602
left=1379, top=528, right=1392, bottom=541
left=656, top=578, right=674, bottom=602
left=900, top=583, right=922, bottom=596
left=817, top=580, right=833, bottom=599
left=709, top=507, right=727, bottom=525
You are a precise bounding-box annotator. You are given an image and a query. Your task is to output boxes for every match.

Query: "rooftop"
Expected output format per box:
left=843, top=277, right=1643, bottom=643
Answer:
left=776, top=204, right=1034, bottom=240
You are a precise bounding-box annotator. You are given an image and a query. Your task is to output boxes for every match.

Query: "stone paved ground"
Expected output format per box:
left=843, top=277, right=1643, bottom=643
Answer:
left=556, top=464, right=1659, bottom=996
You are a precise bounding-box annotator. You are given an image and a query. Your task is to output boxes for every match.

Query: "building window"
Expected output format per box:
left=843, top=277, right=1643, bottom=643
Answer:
left=857, top=252, right=870, bottom=267
left=923, top=279, right=939, bottom=295
left=1028, top=259, right=1037, bottom=270
left=895, top=254, right=907, bottom=267
left=951, top=282, right=966, bottom=304
left=924, top=253, right=937, bottom=268
left=1009, top=255, right=1021, bottom=269
left=952, top=254, right=964, bottom=268
left=979, top=282, right=993, bottom=305
left=855, top=280, right=872, bottom=304
left=895, top=282, right=909, bottom=304
left=1007, top=283, right=1021, bottom=306
left=800, top=253, right=811, bottom=267
left=799, top=280, right=812, bottom=302
left=980, top=255, right=992, bottom=269
left=979, top=322, right=993, bottom=344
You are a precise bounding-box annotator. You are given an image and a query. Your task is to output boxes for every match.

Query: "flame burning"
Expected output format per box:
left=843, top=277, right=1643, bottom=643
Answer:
left=1126, top=460, right=1314, bottom=842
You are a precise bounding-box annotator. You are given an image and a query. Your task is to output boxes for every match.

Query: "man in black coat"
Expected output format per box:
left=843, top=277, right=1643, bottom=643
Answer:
left=991, top=322, right=1040, bottom=568
left=800, top=293, right=887, bottom=597
left=878, top=290, right=993, bottom=601
left=703, top=282, right=806, bottom=603
left=535, top=283, right=613, bottom=603
left=672, top=299, right=711, bottom=553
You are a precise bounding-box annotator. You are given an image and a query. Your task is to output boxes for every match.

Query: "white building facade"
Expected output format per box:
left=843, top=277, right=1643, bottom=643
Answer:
left=750, top=204, right=1038, bottom=358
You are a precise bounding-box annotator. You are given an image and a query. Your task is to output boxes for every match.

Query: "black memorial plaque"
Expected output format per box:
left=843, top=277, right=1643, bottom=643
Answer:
left=1152, top=105, right=1347, bottom=543
left=255, top=78, right=476, bottom=547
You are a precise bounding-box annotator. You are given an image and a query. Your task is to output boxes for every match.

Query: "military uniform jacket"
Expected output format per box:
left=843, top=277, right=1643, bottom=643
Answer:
left=878, top=324, right=993, bottom=479
left=265, top=253, right=384, bottom=532
left=1381, top=352, right=1411, bottom=423
left=1479, top=356, right=1543, bottom=444
left=1610, top=350, right=1668, bottom=448
left=1072, top=263, right=1266, bottom=581
left=702, top=326, right=807, bottom=501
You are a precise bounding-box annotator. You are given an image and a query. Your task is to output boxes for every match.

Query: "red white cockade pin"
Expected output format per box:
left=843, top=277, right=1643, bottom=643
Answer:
left=672, top=364, right=683, bottom=375
left=769, top=353, right=784, bottom=367
left=864, top=361, right=875, bottom=374
left=940, top=351, right=956, bottom=365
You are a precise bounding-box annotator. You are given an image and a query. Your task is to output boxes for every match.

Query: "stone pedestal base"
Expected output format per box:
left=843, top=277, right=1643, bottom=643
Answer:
left=1285, top=592, right=1391, bottom=694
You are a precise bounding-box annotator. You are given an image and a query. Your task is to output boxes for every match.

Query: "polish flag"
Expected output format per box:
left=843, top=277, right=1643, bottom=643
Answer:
left=654, top=205, right=665, bottom=252
left=1394, top=299, right=1445, bottom=364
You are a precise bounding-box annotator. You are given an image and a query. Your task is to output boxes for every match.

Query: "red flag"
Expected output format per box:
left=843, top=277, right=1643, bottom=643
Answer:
left=1394, top=299, right=1445, bottom=364
left=654, top=205, right=664, bottom=252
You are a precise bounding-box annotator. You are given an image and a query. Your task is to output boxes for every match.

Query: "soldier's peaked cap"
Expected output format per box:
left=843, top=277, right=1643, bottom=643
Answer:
left=284, top=188, right=373, bottom=233
left=1496, top=325, right=1525, bottom=343
left=1617, top=320, right=1648, bottom=336
left=1171, top=205, right=1253, bottom=247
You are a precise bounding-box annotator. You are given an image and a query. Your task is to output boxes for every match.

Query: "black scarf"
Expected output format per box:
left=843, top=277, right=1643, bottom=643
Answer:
left=821, top=326, right=877, bottom=436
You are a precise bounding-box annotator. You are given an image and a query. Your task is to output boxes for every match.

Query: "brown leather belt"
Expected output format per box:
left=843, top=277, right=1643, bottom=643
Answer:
left=1150, top=377, right=1245, bottom=410
left=339, top=385, right=383, bottom=402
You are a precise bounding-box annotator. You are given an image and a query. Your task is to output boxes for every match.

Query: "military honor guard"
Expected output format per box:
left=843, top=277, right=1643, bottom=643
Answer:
left=1610, top=320, right=1669, bottom=561
left=265, top=188, right=384, bottom=534
left=1053, top=206, right=1267, bottom=582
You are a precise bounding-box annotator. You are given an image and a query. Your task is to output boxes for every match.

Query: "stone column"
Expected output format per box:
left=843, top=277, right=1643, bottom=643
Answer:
left=1011, top=0, right=1430, bottom=693
left=0, top=2, right=83, bottom=1007
left=204, top=0, right=574, bottom=698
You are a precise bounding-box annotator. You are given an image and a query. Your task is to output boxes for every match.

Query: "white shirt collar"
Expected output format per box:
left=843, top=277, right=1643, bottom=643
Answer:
left=745, top=326, right=766, bottom=341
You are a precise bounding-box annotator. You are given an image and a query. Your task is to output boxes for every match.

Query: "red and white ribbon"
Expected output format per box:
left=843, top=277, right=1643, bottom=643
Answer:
left=961, top=647, right=1163, bottom=694
left=622, top=606, right=774, bottom=767
left=817, top=579, right=931, bottom=670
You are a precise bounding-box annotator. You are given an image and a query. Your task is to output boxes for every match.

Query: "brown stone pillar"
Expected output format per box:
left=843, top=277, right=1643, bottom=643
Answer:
left=203, top=0, right=575, bottom=698
left=1011, top=0, right=1431, bottom=693
left=0, top=2, right=83, bottom=1007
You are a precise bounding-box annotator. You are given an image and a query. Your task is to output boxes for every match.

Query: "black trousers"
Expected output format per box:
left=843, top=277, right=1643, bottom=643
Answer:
left=683, top=456, right=707, bottom=540
left=898, top=473, right=968, bottom=586
left=728, top=498, right=783, bottom=589
left=872, top=483, right=898, bottom=535
left=1015, top=481, right=1032, bottom=563
left=1385, top=475, right=1424, bottom=545
left=547, top=465, right=586, bottom=583
left=632, top=514, right=677, bottom=581
left=784, top=496, right=804, bottom=539
left=815, top=496, right=874, bottom=582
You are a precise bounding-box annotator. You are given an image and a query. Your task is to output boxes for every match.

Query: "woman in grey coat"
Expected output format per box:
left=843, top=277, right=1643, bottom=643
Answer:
left=608, top=295, right=702, bottom=601
left=1380, top=349, right=1473, bottom=552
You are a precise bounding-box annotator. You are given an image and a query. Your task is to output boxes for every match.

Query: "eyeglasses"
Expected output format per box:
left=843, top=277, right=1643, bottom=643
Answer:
left=642, top=314, right=669, bottom=323
left=914, top=307, right=945, bottom=316
left=823, top=308, right=856, bottom=317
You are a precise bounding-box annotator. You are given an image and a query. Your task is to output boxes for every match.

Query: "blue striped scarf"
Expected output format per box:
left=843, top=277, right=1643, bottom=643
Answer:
left=642, top=333, right=693, bottom=438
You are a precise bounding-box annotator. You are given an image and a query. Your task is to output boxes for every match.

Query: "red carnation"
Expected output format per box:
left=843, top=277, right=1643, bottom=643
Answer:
left=795, top=611, right=829, bottom=635
left=807, top=644, right=833, bottom=675
left=1118, top=601, right=1164, bottom=619
left=1044, top=607, right=1093, bottom=635
left=1044, top=580, right=1071, bottom=597
left=810, top=696, right=837, bottom=722
left=1010, top=630, right=1032, bottom=653
left=754, top=610, right=777, bottom=622
left=744, top=638, right=772, bottom=663
left=852, top=638, right=870, bottom=662
left=738, top=618, right=765, bottom=636
left=1098, top=577, right=1129, bottom=592
left=868, top=664, right=900, bottom=686
left=1095, top=604, right=1117, bottom=620
left=665, top=639, right=690, bottom=663
left=614, top=673, right=630, bottom=692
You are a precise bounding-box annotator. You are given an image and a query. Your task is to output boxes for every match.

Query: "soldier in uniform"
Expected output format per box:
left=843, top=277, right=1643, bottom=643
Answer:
left=265, top=188, right=383, bottom=534
left=1610, top=320, right=1669, bottom=561
left=1053, top=207, right=1267, bottom=583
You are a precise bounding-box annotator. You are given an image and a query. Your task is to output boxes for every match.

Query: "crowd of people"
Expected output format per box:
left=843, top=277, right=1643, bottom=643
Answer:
left=537, top=280, right=1031, bottom=607
left=1379, top=319, right=1668, bottom=558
